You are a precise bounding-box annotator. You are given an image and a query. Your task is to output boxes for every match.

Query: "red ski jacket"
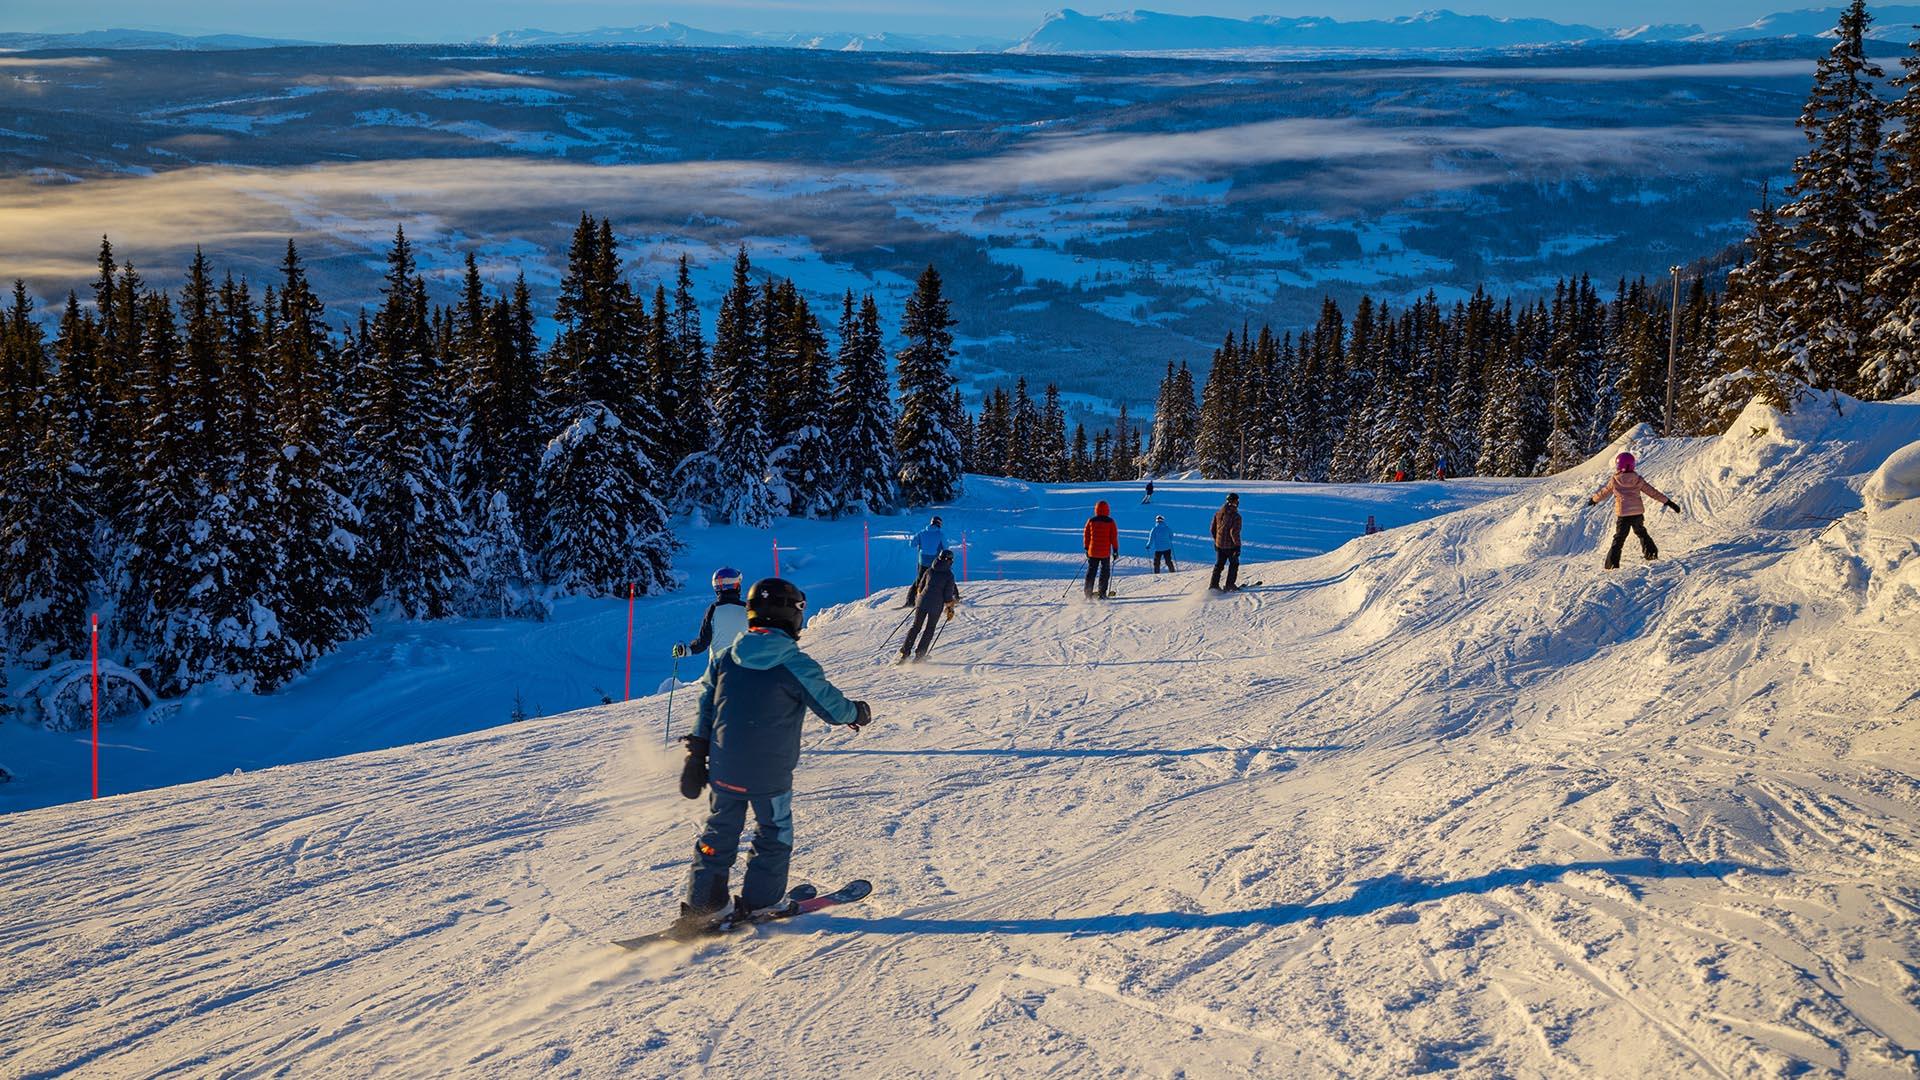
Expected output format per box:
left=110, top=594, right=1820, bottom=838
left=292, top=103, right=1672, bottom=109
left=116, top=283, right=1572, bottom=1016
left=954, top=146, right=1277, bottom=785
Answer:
left=1084, top=502, right=1119, bottom=558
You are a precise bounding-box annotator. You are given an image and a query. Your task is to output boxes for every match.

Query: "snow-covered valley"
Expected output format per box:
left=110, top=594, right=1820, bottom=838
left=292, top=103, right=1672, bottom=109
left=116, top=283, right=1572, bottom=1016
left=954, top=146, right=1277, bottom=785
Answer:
left=4, top=398, right=1918, bottom=1077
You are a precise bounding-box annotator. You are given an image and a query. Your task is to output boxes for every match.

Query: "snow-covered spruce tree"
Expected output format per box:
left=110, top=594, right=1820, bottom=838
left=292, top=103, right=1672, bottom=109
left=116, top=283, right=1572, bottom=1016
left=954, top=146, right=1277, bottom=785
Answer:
left=1328, top=299, right=1379, bottom=483
left=116, top=285, right=217, bottom=695
left=830, top=291, right=897, bottom=515
left=1146, top=362, right=1182, bottom=476
left=206, top=274, right=305, bottom=690
left=536, top=215, right=675, bottom=596
left=466, top=490, right=548, bottom=620
left=1866, top=31, right=1920, bottom=398
left=1608, top=279, right=1668, bottom=439
left=683, top=246, right=779, bottom=527
left=268, top=242, right=367, bottom=662
left=0, top=284, right=93, bottom=663
left=350, top=226, right=467, bottom=620
left=668, top=255, right=711, bottom=476
left=1041, top=383, right=1068, bottom=482
left=766, top=281, right=837, bottom=518
left=1779, top=0, right=1885, bottom=401
left=1711, top=186, right=1801, bottom=423
left=450, top=257, right=541, bottom=534
left=1194, top=332, right=1242, bottom=477
left=893, top=265, right=963, bottom=506
left=1543, top=279, right=1605, bottom=472
left=1008, top=378, right=1042, bottom=479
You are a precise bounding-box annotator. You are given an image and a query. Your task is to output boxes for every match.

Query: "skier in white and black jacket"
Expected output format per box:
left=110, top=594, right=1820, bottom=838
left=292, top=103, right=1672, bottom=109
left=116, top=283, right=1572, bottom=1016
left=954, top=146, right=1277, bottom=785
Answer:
left=674, top=567, right=749, bottom=660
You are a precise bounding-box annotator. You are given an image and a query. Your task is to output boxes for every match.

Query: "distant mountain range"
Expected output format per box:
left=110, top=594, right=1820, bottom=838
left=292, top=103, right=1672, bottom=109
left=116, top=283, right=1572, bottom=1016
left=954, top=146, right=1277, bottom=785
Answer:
left=1008, top=6, right=1920, bottom=53
left=0, top=29, right=313, bottom=51
left=480, top=23, right=1007, bottom=53
left=6, top=6, right=1917, bottom=55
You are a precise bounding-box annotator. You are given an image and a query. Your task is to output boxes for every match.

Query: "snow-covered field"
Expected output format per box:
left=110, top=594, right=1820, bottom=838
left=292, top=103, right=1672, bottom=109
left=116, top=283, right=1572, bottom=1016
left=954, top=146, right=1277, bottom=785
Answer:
left=5, top=398, right=1919, bottom=1078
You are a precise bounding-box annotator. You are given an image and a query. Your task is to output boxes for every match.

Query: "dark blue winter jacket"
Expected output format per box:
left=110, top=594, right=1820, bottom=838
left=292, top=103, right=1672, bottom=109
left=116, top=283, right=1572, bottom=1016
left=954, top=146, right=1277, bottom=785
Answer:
left=914, top=566, right=960, bottom=615
left=694, top=627, right=860, bottom=795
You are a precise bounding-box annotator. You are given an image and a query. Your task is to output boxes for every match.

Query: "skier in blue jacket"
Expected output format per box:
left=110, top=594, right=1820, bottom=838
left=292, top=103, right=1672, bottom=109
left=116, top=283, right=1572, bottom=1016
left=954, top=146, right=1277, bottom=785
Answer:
left=903, top=515, right=949, bottom=608
left=1147, top=515, right=1176, bottom=573
left=673, top=567, right=747, bottom=659
left=677, top=578, right=871, bottom=928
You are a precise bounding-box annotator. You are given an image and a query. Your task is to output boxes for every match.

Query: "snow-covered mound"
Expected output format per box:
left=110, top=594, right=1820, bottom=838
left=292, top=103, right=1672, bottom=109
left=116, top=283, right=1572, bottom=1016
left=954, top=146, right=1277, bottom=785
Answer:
left=4, top=401, right=1918, bottom=1078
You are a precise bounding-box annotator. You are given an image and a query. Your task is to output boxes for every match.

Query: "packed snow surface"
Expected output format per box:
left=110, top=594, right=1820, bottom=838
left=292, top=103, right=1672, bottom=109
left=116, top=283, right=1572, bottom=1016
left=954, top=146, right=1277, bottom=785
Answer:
left=5, top=398, right=1920, bottom=1078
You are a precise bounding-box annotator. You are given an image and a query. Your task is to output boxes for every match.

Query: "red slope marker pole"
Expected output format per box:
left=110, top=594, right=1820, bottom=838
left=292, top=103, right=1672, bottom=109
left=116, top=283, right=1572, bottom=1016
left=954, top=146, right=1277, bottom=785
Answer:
left=622, top=583, right=636, bottom=702
left=962, top=531, right=969, bottom=582
left=863, top=520, right=871, bottom=598
left=90, top=613, right=99, bottom=800
left=772, top=535, right=780, bottom=578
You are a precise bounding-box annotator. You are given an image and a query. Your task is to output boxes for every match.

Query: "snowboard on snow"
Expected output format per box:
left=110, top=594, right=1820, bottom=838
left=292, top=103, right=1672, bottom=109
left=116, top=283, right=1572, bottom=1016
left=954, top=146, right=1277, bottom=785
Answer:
left=613, top=879, right=873, bottom=949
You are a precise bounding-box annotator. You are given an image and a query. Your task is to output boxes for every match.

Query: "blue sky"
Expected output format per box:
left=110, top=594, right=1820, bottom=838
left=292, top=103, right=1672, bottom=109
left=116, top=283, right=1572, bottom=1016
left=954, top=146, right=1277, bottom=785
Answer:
left=14, top=1, right=1822, bottom=41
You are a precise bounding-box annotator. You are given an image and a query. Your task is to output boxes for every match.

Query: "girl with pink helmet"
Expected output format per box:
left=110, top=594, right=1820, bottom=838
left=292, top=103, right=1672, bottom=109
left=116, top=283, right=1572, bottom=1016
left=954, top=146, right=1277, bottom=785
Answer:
left=1588, top=451, right=1681, bottom=569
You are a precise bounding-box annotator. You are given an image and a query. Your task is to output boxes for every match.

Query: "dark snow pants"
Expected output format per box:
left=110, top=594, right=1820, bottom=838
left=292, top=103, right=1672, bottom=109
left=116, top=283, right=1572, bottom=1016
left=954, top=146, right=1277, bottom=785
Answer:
left=1604, top=515, right=1658, bottom=569
left=687, top=788, right=793, bottom=913
left=1211, top=546, right=1240, bottom=590
left=1084, top=556, right=1112, bottom=598
left=1153, top=550, right=1176, bottom=573
left=902, top=609, right=940, bottom=658
left=904, top=561, right=933, bottom=607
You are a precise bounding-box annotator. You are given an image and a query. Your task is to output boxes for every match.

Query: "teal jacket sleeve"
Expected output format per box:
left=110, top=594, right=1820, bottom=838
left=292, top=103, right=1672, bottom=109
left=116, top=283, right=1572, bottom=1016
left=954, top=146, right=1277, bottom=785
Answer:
left=782, top=649, right=858, bottom=726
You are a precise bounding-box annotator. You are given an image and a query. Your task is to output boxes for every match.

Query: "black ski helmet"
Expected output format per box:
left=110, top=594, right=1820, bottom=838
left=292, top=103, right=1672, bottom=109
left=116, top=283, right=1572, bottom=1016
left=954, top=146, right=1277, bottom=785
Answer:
left=934, top=548, right=954, bottom=568
left=745, top=578, right=807, bottom=637
left=930, top=515, right=944, bottom=528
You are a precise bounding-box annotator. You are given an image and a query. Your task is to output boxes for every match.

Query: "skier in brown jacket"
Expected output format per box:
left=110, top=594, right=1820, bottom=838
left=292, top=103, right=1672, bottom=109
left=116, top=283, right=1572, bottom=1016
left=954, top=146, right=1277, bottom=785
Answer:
left=1209, top=493, right=1243, bottom=591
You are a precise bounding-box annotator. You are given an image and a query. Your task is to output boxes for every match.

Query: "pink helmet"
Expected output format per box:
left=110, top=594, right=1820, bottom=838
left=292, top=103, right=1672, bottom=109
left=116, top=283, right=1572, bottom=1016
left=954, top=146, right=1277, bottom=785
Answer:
left=1615, top=452, right=1636, bottom=472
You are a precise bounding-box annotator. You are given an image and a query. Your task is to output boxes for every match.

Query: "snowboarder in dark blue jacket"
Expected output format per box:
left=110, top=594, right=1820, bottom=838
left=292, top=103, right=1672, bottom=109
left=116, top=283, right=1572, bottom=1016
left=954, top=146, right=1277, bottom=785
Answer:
left=677, top=578, right=871, bottom=926
left=899, top=549, right=960, bottom=663
left=673, top=567, right=747, bottom=659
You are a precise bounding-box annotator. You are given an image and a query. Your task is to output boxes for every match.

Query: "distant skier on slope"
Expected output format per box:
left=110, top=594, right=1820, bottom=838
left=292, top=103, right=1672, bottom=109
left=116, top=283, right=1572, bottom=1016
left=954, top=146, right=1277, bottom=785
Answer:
left=676, top=578, right=872, bottom=930
left=1210, top=493, right=1242, bottom=591
left=1435, top=456, right=1450, bottom=481
left=673, top=567, right=748, bottom=660
left=1365, top=515, right=1380, bottom=536
left=1083, top=499, right=1119, bottom=599
left=902, top=515, right=949, bottom=608
left=1148, top=514, right=1176, bottom=573
left=898, top=549, right=960, bottom=663
left=1142, top=479, right=1155, bottom=504
left=1588, top=452, right=1680, bottom=569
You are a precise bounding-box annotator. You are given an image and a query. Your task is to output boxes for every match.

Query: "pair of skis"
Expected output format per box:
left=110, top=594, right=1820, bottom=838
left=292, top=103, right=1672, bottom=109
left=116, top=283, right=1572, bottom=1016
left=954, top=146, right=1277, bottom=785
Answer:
left=613, top=879, right=872, bottom=949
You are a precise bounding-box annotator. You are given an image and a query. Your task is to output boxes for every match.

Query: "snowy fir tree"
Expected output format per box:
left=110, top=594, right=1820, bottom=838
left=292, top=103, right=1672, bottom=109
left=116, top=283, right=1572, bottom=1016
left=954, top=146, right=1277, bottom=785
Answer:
left=1714, top=186, right=1801, bottom=420
left=349, top=227, right=468, bottom=620
left=666, top=255, right=711, bottom=476
left=893, top=265, right=963, bottom=506
left=1779, top=0, right=1885, bottom=401
left=1146, top=361, right=1199, bottom=477
left=683, top=247, right=779, bottom=528
left=1866, top=31, right=1920, bottom=398
left=536, top=215, right=676, bottom=596
left=764, top=280, right=838, bottom=519
left=464, top=491, right=549, bottom=621
left=0, top=283, right=90, bottom=663
left=830, top=291, right=897, bottom=515
left=266, top=242, right=366, bottom=662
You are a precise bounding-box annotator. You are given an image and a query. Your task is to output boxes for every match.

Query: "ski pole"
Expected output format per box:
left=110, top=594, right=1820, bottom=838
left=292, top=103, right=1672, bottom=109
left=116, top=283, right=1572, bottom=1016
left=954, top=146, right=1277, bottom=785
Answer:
left=664, top=654, right=679, bottom=747
left=928, top=615, right=950, bottom=655
left=884, top=609, right=913, bottom=650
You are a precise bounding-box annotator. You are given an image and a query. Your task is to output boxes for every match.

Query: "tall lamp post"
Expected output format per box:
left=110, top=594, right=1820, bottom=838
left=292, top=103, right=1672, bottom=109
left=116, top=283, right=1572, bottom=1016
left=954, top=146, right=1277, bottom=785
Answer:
left=1665, top=265, right=1682, bottom=436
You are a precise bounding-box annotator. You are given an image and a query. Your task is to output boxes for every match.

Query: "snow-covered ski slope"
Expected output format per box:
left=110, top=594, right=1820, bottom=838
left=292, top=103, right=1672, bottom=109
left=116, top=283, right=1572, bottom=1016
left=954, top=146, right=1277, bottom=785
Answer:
left=6, top=398, right=1920, bottom=1078
left=0, top=471, right=1501, bottom=813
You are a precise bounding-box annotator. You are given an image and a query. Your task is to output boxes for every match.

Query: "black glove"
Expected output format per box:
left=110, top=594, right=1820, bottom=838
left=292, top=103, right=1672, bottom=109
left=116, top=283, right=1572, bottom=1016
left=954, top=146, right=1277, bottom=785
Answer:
left=847, top=700, right=872, bottom=733
left=1665, top=500, right=1681, bottom=515
left=678, top=735, right=709, bottom=799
